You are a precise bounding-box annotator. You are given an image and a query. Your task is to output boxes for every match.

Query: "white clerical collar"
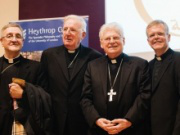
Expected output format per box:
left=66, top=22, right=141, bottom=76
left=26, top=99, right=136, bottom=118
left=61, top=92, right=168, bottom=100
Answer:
left=68, top=50, right=75, bottom=54
left=4, top=54, right=21, bottom=63
left=111, top=59, right=117, bottom=64
left=156, top=56, right=162, bottom=61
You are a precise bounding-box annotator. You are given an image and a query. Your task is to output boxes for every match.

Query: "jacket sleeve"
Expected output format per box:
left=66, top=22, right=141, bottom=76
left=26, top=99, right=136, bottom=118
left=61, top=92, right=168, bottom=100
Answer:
left=80, top=63, right=101, bottom=128
left=24, top=82, right=53, bottom=135
left=172, top=54, right=180, bottom=135
left=124, top=60, right=151, bottom=126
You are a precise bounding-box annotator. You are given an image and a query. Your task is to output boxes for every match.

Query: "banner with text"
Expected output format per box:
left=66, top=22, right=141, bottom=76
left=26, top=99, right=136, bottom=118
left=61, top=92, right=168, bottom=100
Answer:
left=11, top=17, right=89, bottom=61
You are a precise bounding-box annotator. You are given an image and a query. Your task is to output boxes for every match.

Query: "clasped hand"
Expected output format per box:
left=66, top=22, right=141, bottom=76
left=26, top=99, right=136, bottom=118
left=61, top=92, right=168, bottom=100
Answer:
left=9, top=82, right=23, bottom=99
left=96, top=118, right=132, bottom=135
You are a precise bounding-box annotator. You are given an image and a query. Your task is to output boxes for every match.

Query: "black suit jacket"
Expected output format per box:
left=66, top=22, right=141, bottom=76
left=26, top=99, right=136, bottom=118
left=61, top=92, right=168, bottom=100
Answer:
left=0, top=56, right=52, bottom=135
left=149, top=49, right=180, bottom=135
left=41, top=45, right=102, bottom=135
left=80, top=54, right=151, bottom=135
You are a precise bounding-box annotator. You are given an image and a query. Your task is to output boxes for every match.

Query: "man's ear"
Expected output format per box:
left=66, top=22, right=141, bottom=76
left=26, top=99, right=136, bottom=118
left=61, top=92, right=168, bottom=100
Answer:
left=81, top=32, right=86, bottom=40
left=167, top=34, right=171, bottom=42
left=147, top=38, right=150, bottom=44
left=122, top=37, right=125, bottom=46
left=100, top=45, right=103, bottom=49
left=99, top=39, right=103, bottom=49
left=0, top=38, right=4, bottom=47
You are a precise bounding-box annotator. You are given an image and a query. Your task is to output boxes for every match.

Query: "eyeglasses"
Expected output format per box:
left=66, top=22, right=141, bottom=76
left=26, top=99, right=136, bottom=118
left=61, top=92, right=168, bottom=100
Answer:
left=2, top=34, right=23, bottom=40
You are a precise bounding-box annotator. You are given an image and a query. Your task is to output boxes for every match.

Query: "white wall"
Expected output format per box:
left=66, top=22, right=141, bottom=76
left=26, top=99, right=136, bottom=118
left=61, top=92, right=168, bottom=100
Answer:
left=105, top=0, right=180, bottom=60
left=0, top=0, right=19, bottom=56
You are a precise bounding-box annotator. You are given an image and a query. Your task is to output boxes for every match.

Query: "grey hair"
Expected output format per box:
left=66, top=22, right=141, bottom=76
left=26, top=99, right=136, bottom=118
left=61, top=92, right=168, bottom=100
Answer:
left=99, top=22, right=124, bottom=40
left=146, top=20, right=169, bottom=36
left=1, top=23, right=24, bottom=38
left=63, top=14, right=87, bottom=32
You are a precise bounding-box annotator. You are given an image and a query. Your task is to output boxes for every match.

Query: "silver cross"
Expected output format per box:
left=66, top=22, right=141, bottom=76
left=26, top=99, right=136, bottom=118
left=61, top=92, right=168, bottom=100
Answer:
left=107, top=89, right=116, bottom=102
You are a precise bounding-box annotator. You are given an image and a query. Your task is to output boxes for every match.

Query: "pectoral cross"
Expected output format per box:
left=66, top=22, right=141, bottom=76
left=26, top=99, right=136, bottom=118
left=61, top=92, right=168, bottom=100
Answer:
left=107, top=89, right=116, bottom=102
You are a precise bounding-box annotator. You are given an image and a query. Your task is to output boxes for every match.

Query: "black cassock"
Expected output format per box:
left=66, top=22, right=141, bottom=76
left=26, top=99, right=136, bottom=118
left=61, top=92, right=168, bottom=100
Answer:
left=0, top=56, right=53, bottom=135
left=40, top=45, right=102, bottom=135
left=150, top=49, right=180, bottom=135
left=81, top=53, right=151, bottom=135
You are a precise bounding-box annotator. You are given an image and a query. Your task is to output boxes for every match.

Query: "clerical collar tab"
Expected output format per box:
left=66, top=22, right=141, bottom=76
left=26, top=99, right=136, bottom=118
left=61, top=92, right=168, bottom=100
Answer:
left=4, top=54, right=21, bottom=63
left=111, top=59, right=117, bottom=64
left=68, top=50, right=75, bottom=53
left=4, top=56, right=14, bottom=63
left=8, top=59, right=13, bottom=63
left=156, top=57, right=162, bottom=61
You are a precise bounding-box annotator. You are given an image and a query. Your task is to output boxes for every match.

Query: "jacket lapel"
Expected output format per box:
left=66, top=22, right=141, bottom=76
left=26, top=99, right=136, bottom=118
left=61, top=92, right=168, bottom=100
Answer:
left=118, top=55, right=132, bottom=101
left=18, top=57, right=30, bottom=79
left=0, top=57, right=3, bottom=73
left=70, top=46, right=88, bottom=81
left=54, top=46, right=69, bottom=81
left=152, top=53, right=173, bottom=92
left=99, top=57, right=108, bottom=100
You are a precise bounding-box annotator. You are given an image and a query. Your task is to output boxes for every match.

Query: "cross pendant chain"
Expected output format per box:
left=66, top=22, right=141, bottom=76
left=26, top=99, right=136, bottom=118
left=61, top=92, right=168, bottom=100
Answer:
left=107, top=58, right=123, bottom=102
left=68, top=51, right=80, bottom=68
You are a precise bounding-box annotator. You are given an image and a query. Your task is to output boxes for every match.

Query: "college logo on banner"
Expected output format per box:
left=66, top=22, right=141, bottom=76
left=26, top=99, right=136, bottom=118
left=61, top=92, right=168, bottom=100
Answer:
left=134, top=0, right=180, bottom=37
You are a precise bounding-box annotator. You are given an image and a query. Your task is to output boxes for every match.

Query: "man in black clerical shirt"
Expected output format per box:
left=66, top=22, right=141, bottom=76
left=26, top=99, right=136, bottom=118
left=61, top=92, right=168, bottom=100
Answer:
left=146, top=20, right=180, bottom=135
left=80, top=22, right=151, bottom=135
left=40, top=15, right=102, bottom=135
left=0, top=23, right=53, bottom=135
